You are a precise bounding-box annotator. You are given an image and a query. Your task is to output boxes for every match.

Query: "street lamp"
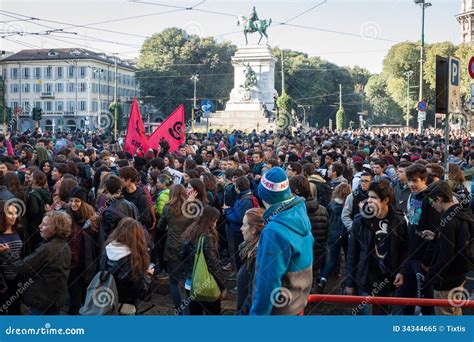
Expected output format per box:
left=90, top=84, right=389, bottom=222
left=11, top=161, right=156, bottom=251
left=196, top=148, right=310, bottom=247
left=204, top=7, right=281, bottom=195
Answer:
left=414, top=0, right=431, bottom=133
left=190, top=74, right=199, bottom=133
left=404, top=70, right=414, bottom=127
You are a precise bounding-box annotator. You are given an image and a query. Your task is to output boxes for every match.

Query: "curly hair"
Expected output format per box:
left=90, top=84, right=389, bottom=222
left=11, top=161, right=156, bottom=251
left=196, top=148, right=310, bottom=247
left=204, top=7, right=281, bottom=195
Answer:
left=45, top=211, right=72, bottom=238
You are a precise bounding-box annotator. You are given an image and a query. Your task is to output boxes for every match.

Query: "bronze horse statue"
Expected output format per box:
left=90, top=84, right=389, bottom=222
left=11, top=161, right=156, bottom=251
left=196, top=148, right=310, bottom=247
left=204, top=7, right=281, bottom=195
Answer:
left=237, top=16, right=272, bottom=45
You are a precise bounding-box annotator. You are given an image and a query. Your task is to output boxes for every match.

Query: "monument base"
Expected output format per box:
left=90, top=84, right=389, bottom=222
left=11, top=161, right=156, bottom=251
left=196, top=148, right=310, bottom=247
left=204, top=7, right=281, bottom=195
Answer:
left=196, top=110, right=274, bottom=132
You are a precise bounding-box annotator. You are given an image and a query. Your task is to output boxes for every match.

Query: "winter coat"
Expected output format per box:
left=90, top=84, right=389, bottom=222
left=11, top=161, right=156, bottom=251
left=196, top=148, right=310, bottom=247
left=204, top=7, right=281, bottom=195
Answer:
left=0, top=186, right=14, bottom=201
left=305, top=198, right=329, bottom=271
left=123, top=186, right=152, bottom=229
left=250, top=196, right=314, bottom=315
left=101, top=196, right=139, bottom=238
left=327, top=199, right=346, bottom=244
left=157, top=205, right=193, bottom=262
left=2, top=237, right=70, bottom=312
left=426, top=204, right=472, bottom=291
left=25, top=187, right=52, bottom=254
left=346, top=210, right=409, bottom=293
left=225, top=189, right=255, bottom=232
left=154, top=189, right=170, bottom=219
left=104, top=241, right=149, bottom=305
left=392, top=180, right=411, bottom=213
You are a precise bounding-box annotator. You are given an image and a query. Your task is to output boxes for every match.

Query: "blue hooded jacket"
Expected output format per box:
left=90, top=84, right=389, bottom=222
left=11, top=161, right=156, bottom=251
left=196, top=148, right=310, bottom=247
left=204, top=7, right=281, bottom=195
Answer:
left=250, top=196, right=314, bottom=315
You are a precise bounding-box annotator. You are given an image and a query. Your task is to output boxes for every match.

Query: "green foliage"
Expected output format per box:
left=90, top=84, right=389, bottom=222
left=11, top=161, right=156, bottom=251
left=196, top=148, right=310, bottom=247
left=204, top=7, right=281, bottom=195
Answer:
left=276, top=92, right=293, bottom=112
left=108, top=102, right=124, bottom=131
left=455, top=43, right=474, bottom=101
left=365, top=75, right=404, bottom=124
left=336, top=106, right=345, bottom=130
left=138, top=28, right=236, bottom=120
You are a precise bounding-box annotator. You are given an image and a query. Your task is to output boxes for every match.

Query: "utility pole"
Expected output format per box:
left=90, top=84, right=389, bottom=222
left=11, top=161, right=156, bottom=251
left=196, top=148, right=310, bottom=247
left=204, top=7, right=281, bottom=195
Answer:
left=114, top=54, right=118, bottom=140
left=190, top=74, right=199, bottom=133
left=339, top=83, right=342, bottom=109
left=281, top=49, right=285, bottom=94
left=415, top=0, right=432, bottom=133
left=404, top=70, right=414, bottom=127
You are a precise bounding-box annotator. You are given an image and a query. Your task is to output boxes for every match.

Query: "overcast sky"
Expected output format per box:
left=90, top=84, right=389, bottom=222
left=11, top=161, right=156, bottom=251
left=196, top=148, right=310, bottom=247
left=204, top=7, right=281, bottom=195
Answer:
left=0, top=0, right=463, bottom=73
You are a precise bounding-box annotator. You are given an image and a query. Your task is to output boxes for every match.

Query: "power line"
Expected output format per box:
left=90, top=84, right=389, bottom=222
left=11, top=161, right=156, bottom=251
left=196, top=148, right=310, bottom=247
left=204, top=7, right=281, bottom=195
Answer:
left=281, top=0, right=327, bottom=25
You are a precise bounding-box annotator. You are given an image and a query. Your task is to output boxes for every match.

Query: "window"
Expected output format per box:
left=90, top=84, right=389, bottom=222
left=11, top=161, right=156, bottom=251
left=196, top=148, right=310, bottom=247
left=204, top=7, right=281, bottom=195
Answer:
left=22, top=67, right=30, bottom=79
left=34, top=101, right=41, bottom=109
left=55, top=101, right=64, bottom=111
left=79, top=66, right=87, bottom=78
left=22, top=102, right=31, bottom=112
left=68, top=66, right=75, bottom=78
left=45, top=101, right=53, bottom=111
left=45, top=83, right=53, bottom=92
left=45, top=66, right=53, bottom=79
left=79, top=82, right=87, bottom=92
left=101, top=102, right=108, bottom=110
left=22, top=83, right=30, bottom=93
left=34, top=83, right=42, bottom=93
left=56, top=66, right=63, bottom=79
left=92, top=101, right=98, bottom=112
left=11, top=101, right=19, bottom=110
left=10, top=68, right=18, bottom=80
left=34, top=67, right=41, bottom=79
left=67, top=101, right=75, bottom=112
left=92, top=83, right=98, bottom=94
left=55, top=83, right=64, bottom=93
left=78, top=101, right=87, bottom=111
left=10, top=84, right=19, bottom=93
left=67, top=83, right=75, bottom=93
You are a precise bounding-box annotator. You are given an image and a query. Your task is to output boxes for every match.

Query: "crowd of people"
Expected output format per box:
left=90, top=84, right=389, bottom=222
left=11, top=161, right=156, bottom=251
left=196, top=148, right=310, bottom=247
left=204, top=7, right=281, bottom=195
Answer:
left=0, top=125, right=472, bottom=316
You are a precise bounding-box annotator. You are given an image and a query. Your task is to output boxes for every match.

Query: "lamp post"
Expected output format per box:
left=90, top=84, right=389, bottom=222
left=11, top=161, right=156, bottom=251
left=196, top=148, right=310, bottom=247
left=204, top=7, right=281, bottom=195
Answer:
left=93, top=68, right=104, bottom=129
left=414, top=0, right=431, bottom=133
left=404, top=70, right=414, bottom=127
left=190, top=74, right=199, bottom=133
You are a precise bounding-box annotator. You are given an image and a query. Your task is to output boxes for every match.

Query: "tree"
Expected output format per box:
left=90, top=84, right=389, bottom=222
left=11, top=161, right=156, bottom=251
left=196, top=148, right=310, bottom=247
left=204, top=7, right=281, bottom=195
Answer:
left=138, top=28, right=236, bottom=121
left=455, top=43, right=474, bottom=103
left=336, top=106, right=345, bottom=130
left=365, top=75, right=404, bottom=124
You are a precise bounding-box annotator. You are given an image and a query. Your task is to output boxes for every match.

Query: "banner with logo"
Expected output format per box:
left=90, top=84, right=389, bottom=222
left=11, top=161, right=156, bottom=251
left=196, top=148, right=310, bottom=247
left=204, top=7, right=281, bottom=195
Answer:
left=147, top=104, right=184, bottom=153
left=124, top=98, right=148, bottom=155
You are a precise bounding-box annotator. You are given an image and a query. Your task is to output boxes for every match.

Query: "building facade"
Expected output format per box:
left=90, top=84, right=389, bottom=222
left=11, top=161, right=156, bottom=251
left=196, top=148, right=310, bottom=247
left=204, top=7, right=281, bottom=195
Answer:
left=456, top=1, right=474, bottom=45
left=1, top=48, right=137, bottom=132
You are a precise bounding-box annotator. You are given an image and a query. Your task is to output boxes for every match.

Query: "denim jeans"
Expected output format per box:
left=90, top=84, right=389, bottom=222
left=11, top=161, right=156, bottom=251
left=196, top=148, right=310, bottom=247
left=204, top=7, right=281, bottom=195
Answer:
left=167, top=260, right=184, bottom=310
left=225, top=225, right=244, bottom=270
left=320, top=236, right=348, bottom=279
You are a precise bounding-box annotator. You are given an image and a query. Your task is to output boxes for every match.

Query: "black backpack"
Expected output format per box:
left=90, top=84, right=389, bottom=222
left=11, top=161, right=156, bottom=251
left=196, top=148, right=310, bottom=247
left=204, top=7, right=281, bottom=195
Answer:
left=456, top=216, right=474, bottom=272
left=310, top=180, right=332, bottom=208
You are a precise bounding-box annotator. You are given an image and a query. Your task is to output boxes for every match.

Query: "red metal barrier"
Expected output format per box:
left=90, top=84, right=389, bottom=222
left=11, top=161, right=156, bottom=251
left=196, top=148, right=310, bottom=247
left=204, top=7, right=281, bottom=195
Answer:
left=307, top=294, right=474, bottom=308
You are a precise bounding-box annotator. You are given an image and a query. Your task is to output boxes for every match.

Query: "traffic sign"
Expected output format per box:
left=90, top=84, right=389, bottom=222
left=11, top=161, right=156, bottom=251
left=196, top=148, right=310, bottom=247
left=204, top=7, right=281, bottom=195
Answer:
left=417, top=100, right=427, bottom=112
left=469, top=56, right=474, bottom=79
left=448, top=56, right=461, bottom=112
left=418, top=110, right=426, bottom=121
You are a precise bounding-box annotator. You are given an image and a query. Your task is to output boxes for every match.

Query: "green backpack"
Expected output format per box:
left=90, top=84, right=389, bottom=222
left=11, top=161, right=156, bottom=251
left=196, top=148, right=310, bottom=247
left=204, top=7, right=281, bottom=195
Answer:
left=190, top=236, right=221, bottom=302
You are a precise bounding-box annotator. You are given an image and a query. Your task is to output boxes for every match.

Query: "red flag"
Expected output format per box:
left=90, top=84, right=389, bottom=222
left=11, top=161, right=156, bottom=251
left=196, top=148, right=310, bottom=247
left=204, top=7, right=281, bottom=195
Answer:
left=148, top=104, right=184, bottom=153
left=124, top=98, right=149, bottom=155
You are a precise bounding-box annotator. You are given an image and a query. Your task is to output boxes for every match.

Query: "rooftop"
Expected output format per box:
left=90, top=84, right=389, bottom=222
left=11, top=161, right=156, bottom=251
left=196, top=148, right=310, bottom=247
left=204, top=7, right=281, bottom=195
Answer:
left=0, top=48, right=137, bottom=70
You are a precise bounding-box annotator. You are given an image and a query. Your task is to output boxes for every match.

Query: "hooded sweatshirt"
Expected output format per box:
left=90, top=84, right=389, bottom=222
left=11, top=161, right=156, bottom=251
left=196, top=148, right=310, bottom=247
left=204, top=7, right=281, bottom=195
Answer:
left=250, top=196, right=314, bottom=315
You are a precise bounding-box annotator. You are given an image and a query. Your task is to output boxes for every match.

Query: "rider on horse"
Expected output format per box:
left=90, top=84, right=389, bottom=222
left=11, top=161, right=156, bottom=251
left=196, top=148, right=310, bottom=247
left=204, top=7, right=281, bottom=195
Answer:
left=248, top=7, right=259, bottom=32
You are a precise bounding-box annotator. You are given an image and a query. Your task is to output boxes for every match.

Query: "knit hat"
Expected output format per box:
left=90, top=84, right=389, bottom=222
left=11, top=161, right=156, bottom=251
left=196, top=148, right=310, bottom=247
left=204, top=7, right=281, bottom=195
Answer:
left=258, top=167, right=291, bottom=205
left=69, top=187, right=88, bottom=203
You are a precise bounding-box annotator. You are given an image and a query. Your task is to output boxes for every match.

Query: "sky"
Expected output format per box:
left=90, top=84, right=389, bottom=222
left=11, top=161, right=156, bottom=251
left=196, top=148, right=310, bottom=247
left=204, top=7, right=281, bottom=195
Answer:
left=0, top=0, right=464, bottom=73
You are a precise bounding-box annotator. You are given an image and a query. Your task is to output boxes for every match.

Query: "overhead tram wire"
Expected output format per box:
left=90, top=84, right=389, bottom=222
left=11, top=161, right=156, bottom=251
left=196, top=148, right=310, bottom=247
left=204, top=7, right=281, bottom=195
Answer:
left=280, top=0, right=327, bottom=25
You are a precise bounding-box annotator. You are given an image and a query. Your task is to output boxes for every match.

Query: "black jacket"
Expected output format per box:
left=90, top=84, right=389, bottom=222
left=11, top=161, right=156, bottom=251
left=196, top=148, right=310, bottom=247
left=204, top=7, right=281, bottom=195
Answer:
left=392, top=180, right=410, bottom=213
left=426, top=204, right=472, bottom=291
left=123, top=186, right=152, bottom=229
left=2, top=237, right=70, bottom=312
left=103, top=243, right=149, bottom=305
left=157, top=205, right=193, bottom=262
left=236, top=250, right=256, bottom=315
left=346, top=210, right=409, bottom=292
left=101, top=196, right=139, bottom=238
left=305, top=198, right=329, bottom=271
left=25, top=188, right=52, bottom=255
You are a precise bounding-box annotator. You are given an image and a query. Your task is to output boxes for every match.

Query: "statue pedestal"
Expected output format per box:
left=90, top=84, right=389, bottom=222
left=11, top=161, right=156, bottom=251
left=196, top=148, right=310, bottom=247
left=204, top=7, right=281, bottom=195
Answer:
left=201, top=44, right=277, bottom=131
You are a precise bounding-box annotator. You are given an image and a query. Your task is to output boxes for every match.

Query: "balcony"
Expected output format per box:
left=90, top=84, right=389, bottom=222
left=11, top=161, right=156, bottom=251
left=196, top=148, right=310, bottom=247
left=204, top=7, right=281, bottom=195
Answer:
left=40, top=92, right=55, bottom=98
